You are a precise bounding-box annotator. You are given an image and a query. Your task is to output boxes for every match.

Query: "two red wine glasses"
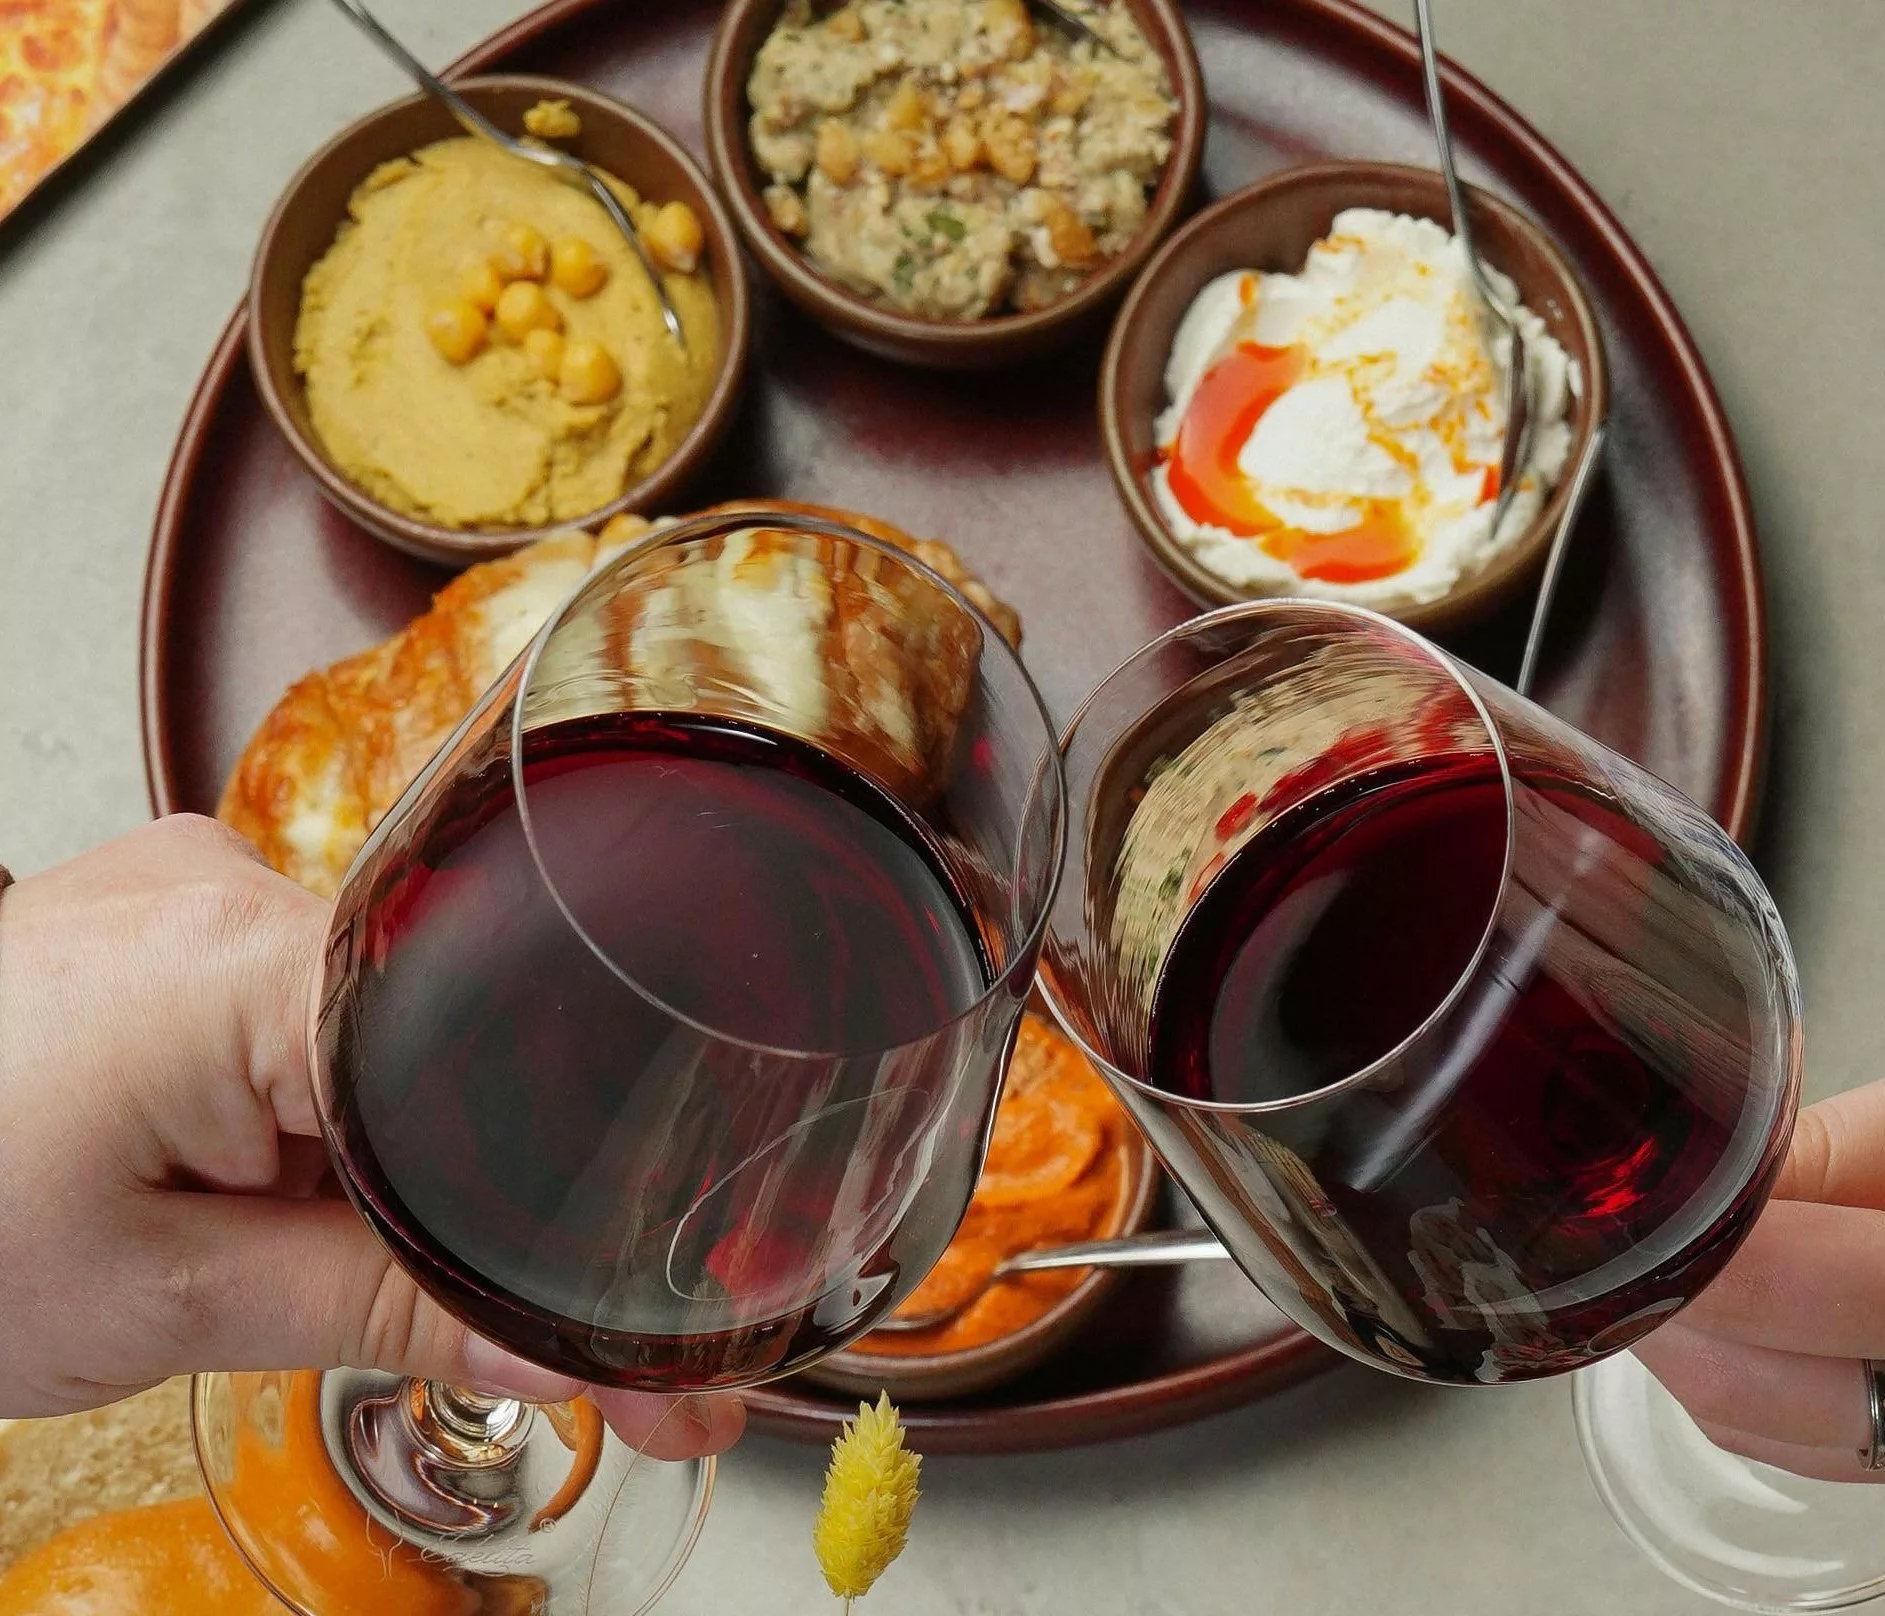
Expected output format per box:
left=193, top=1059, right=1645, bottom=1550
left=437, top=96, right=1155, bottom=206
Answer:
left=195, top=515, right=1800, bottom=1615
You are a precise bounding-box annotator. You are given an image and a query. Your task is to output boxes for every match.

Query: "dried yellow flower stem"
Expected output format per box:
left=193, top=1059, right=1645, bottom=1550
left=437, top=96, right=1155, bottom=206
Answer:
left=813, top=1393, right=922, bottom=1607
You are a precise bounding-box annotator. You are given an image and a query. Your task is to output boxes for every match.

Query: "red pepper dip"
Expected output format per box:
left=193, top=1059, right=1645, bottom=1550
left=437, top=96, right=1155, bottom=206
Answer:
left=861, top=1014, right=1138, bottom=1357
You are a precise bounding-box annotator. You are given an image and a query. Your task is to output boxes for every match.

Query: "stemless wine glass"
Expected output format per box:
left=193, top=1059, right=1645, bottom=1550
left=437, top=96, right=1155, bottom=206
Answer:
left=193, top=510, right=1064, bottom=1616
left=1037, top=602, right=1804, bottom=1581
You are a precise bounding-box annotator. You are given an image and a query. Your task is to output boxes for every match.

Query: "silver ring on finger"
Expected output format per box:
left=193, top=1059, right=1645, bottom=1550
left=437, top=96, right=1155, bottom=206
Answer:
left=1860, top=1360, right=1885, bottom=1473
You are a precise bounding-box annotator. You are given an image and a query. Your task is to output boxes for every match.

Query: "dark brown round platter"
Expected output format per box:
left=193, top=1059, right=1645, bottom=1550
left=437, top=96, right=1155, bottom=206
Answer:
left=141, top=0, right=1767, bottom=1454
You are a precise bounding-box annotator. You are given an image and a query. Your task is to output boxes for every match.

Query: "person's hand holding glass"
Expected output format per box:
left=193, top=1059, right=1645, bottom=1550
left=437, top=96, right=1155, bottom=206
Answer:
left=1037, top=601, right=1827, bottom=1611
left=194, top=510, right=1064, bottom=1616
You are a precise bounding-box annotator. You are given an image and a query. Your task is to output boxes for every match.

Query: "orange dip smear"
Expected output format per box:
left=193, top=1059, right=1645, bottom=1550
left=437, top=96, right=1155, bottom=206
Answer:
left=218, top=1371, right=484, bottom=1616
left=0, top=1499, right=279, bottom=1616
left=860, top=1014, right=1136, bottom=1357
left=1162, top=340, right=1419, bottom=585
left=0, top=1373, right=582, bottom=1615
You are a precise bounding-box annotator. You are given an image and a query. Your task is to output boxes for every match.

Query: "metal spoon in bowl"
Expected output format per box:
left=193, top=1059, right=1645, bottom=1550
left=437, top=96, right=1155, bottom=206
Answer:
left=891, top=0, right=1120, bottom=56
left=324, top=0, right=687, bottom=351
left=1415, top=0, right=1613, bottom=694
left=870, top=1228, right=1232, bottom=1335
left=1029, top=0, right=1123, bottom=56
left=1413, top=0, right=1531, bottom=542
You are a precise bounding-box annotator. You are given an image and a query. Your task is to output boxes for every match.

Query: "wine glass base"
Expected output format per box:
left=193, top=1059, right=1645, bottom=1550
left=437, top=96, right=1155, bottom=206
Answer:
left=1576, top=1352, right=1885, bottom=1612
left=193, top=1370, right=712, bottom=1616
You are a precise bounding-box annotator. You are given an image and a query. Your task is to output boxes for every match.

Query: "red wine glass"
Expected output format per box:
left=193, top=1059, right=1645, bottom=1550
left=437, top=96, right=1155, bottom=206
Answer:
left=192, top=511, right=1065, bottom=1616
left=1037, top=600, right=1805, bottom=1590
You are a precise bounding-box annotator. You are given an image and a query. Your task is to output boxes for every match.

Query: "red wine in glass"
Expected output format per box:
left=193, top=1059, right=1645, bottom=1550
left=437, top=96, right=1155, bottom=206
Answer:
left=324, top=710, right=993, bottom=1392
left=1144, top=753, right=1784, bottom=1383
left=216, top=512, right=1064, bottom=1616
left=1041, top=602, right=1801, bottom=1613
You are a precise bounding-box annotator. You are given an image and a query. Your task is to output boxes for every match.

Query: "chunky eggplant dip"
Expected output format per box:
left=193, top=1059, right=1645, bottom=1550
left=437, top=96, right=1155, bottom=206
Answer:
left=747, top=0, right=1177, bottom=319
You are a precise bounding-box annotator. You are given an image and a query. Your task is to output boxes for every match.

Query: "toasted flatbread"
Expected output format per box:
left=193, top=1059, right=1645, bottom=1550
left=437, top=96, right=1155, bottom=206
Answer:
left=217, top=502, right=1021, bottom=896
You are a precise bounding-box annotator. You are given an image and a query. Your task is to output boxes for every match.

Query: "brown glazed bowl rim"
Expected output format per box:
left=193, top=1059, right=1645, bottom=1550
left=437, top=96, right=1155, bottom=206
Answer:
left=802, top=1019, right=1161, bottom=1403
left=248, top=74, right=752, bottom=567
left=702, top=0, right=1206, bottom=364
left=1099, top=159, right=1611, bottom=634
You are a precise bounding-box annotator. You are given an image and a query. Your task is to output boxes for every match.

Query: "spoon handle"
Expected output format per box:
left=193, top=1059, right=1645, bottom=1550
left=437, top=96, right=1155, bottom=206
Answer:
left=327, top=0, right=504, bottom=148
left=1413, top=0, right=1529, bottom=541
left=1028, top=0, right=1119, bottom=55
left=995, top=1229, right=1232, bottom=1276
left=1516, top=421, right=1607, bottom=699
left=1414, top=0, right=1482, bottom=304
left=1417, top=0, right=1500, bottom=322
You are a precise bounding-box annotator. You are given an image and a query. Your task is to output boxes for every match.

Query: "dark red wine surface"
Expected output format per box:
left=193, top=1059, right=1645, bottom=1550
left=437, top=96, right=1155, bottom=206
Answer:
left=1147, top=756, right=1782, bottom=1382
left=323, top=712, right=993, bottom=1390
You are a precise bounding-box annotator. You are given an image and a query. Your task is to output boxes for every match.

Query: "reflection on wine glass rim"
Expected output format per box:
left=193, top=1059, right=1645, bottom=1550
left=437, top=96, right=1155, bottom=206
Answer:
left=1040, top=596, right=1517, bottom=1116
left=511, top=509, right=1068, bottom=1062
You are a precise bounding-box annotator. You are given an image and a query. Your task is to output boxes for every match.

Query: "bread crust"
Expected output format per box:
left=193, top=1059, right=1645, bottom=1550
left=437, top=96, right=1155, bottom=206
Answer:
left=217, top=503, right=1021, bottom=896
left=0, top=1381, right=199, bottom=1575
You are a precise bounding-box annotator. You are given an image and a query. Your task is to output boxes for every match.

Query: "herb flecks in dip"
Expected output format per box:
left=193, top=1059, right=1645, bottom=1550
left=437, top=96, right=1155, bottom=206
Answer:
left=294, top=109, right=720, bottom=531
left=747, top=0, right=1176, bottom=320
left=1152, top=209, right=1580, bottom=612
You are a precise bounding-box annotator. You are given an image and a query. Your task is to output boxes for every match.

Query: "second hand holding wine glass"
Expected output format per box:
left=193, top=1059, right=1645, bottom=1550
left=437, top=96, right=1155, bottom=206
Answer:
left=1035, top=601, right=1813, bottom=1612
left=194, top=510, right=1066, bottom=1616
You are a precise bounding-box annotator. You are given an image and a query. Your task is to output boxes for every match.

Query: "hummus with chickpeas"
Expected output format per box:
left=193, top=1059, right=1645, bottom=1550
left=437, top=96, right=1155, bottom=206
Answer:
left=747, top=0, right=1177, bottom=320
left=294, top=103, right=721, bottom=530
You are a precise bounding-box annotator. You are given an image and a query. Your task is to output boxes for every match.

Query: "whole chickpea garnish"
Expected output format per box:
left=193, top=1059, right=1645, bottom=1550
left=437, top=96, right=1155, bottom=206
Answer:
left=645, top=201, right=705, bottom=274
left=425, top=300, right=488, bottom=364
left=551, top=237, right=609, bottom=298
left=524, top=327, right=567, bottom=381
left=560, top=338, right=622, bottom=405
left=494, top=280, right=562, bottom=342
left=494, top=221, right=550, bottom=282
left=458, top=257, right=505, bottom=313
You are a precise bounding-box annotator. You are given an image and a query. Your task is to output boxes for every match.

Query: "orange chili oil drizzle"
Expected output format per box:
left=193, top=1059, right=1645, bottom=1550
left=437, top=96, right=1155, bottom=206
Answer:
left=1161, top=338, right=1423, bottom=587
left=858, top=1015, right=1136, bottom=1358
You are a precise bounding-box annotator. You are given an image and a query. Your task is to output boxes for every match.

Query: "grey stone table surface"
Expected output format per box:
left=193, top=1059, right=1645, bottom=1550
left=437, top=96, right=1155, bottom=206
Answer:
left=0, top=1, right=1873, bottom=1610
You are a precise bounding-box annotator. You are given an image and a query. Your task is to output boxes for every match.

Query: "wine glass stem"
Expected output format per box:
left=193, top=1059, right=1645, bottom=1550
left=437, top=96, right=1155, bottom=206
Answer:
left=419, top=1380, right=532, bottom=1455
left=339, top=1372, right=537, bottom=1536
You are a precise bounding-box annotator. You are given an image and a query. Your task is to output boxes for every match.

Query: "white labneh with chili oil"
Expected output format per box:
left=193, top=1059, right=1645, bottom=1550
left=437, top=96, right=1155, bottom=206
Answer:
left=1150, top=208, right=1580, bottom=612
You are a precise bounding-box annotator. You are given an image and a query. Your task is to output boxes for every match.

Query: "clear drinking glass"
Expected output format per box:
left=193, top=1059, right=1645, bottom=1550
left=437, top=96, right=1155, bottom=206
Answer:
left=193, top=510, right=1064, bottom=1616
left=1037, top=600, right=1805, bottom=1589
left=1576, top=1352, right=1885, bottom=1610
